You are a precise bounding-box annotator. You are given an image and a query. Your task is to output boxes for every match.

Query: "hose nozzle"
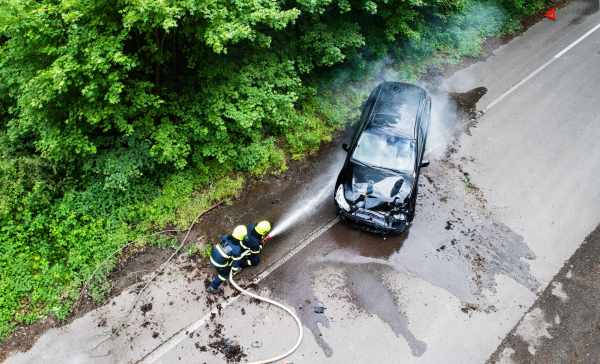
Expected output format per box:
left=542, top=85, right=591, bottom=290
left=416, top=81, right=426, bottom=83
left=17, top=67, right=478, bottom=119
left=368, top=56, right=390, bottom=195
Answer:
left=261, top=234, right=271, bottom=244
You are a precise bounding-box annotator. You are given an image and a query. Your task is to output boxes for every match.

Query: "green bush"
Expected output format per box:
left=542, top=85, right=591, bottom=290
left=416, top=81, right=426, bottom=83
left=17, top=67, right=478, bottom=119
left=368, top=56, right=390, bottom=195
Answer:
left=236, top=137, right=286, bottom=176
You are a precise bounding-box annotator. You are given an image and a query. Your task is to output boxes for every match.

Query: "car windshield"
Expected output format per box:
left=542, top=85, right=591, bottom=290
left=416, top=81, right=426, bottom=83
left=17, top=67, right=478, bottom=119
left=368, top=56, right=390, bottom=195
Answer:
left=352, top=132, right=415, bottom=171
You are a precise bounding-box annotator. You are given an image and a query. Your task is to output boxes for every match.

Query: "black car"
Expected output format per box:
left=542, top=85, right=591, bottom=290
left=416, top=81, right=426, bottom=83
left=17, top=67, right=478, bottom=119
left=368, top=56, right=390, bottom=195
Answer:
left=334, top=82, right=431, bottom=234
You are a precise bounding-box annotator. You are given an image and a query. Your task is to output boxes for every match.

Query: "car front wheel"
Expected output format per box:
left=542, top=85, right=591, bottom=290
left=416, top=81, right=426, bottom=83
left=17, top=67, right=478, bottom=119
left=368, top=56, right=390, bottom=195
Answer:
left=407, top=207, right=415, bottom=222
left=407, top=186, right=418, bottom=222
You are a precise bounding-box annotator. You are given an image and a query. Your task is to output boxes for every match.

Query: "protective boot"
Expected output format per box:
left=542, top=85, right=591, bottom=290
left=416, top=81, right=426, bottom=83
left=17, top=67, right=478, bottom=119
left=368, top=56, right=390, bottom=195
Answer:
left=206, top=286, right=221, bottom=294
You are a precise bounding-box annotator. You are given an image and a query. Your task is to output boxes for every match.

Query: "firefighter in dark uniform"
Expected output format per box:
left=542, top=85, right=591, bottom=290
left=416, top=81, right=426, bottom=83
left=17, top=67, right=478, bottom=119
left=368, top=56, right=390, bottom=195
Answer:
left=240, top=221, right=271, bottom=267
left=206, top=225, right=247, bottom=294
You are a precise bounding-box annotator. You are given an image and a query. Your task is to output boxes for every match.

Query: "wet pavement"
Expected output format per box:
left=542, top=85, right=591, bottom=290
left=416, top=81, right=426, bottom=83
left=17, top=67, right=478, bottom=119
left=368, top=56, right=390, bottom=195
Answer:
left=261, top=163, right=543, bottom=354
left=3, top=1, right=600, bottom=363
left=252, top=158, right=544, bottom=361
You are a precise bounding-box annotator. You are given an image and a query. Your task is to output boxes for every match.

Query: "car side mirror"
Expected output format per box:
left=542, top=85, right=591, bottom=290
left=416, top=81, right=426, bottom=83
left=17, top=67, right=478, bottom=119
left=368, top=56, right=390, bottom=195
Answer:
left=421, top=160, right=430, bottom=167
left=342, top=143, right=350, bottom=152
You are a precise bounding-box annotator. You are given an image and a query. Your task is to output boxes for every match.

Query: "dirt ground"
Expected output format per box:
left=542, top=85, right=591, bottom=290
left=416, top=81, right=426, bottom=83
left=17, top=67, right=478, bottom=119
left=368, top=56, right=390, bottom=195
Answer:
left=0, top=0, right=578, bottom=361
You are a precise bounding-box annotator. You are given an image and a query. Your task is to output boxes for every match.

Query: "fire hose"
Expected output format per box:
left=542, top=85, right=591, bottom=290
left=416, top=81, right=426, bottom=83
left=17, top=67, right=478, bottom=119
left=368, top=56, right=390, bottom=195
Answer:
left=229, top=250, right=303, bottom=364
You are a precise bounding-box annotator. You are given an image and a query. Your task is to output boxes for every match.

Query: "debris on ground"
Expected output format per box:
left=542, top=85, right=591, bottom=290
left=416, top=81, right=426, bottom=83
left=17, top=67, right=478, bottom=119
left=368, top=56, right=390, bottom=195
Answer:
left=461, top=303, right=480, bottom=314
left=194, top=342, right=207, bottom=351
left=448, top=87, right=488, bottom=118
left=209, top=338, right=246, bottom=362
left=207, top=322, right=246, bottom=361
left=251, top=340, right=262, bottom=348
left=140, top=302, right=153, bottom=315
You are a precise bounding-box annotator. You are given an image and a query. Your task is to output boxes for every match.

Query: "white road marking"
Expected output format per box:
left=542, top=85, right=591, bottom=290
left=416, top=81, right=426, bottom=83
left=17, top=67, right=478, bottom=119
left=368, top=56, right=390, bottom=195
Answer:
left=139, top=216, right=339, bottom=363
left=482, top=22, right=600, bottom=112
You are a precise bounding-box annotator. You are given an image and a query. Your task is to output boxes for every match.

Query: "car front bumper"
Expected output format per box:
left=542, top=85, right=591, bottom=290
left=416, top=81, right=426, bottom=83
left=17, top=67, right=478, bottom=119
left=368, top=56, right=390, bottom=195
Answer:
left=336, top=206, right=406, bottom=234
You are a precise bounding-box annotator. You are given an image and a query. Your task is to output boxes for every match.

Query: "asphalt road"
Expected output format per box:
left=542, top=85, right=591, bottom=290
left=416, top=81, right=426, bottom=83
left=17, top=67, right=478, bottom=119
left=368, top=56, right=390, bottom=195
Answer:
left=4, top=1, right=600, bottom=363
left=488, top=222, right=600, bottom=363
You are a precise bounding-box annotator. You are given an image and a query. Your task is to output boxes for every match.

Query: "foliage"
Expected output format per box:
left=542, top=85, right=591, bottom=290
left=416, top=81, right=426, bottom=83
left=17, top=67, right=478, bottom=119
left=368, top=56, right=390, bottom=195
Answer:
left=0, top=0, right=542, bottom=338
left=149, top=235, right=178, bottom=250
left=185, top=244, right=199, bottom=256
left=200, top=244, right=213, bottom=259
left=462, top=174, right=474, bottom=188
left=185, top=243, right=213, bottom=259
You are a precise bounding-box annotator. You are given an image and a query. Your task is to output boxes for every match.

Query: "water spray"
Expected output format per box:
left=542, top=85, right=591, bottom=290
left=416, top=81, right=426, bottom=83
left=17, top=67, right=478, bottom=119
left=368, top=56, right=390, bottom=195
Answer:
left=268, top=177, right=336, bottom=238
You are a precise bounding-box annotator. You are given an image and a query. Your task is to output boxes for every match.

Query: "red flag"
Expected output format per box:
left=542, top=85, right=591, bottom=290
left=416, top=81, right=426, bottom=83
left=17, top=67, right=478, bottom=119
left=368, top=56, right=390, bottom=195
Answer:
left=546, top=8, right=556, bottom=20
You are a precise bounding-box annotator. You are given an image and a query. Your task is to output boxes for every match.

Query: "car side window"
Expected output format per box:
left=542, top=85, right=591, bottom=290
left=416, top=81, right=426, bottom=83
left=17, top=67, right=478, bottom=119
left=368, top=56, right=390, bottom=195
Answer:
left=352, top=94, right=376, bottom=147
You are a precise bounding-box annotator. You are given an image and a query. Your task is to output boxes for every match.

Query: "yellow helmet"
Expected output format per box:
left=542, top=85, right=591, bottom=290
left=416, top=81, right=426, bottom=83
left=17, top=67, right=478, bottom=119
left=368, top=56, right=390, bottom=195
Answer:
left=232, top=225, right=247, bottom=241
left=255, top=221, right=271, bottom=235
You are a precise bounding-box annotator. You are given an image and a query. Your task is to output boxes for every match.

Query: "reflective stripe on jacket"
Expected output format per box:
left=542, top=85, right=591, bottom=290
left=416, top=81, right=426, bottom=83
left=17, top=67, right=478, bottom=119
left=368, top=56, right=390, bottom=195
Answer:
left=210, top=235, right=242, bottom=270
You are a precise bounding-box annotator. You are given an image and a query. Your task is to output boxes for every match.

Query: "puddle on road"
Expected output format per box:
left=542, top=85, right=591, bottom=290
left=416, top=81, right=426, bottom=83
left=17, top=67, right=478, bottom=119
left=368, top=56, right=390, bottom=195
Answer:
left=262, top=257, right=334, bottom=357
left=413, top=169, right=540, bottom=296
left=270, top=166, right=540, bottom=358
left=263, top=246, right=429, bottom=358
left=346, top=264, right=427, bottom=357
left=329, top=223, right=410, bottom=259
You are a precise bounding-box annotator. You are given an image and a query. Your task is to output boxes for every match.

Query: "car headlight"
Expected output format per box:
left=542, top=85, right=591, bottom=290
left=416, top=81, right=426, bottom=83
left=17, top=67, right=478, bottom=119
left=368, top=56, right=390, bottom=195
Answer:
left=336, top=184, right=351, bottom=211
left=392, top=213, right=406, bottom=222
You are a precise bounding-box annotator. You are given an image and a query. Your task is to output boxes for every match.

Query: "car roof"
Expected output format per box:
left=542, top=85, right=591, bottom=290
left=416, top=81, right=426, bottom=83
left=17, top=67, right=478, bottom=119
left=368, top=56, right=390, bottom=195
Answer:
left=365, top=82, right=426, bottom=139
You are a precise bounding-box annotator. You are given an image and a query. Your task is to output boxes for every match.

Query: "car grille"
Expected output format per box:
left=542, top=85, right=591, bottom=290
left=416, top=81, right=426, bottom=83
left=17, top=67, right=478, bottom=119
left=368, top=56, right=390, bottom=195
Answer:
left=337, top=205, right=407, bottom=233
left=355, top=209, right=387, bottom=224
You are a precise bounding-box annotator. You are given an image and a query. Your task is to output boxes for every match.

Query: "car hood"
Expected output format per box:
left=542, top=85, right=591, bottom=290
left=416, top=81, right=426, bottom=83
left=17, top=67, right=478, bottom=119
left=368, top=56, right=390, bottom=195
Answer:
left=341, top=161, right=414, bottom=211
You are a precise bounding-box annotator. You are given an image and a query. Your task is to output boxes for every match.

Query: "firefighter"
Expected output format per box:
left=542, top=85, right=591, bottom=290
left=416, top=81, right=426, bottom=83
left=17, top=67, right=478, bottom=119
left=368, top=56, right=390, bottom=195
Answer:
left=240, top=221, right=271, bottom=268
left=206, top=225, right=247, bottom=294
